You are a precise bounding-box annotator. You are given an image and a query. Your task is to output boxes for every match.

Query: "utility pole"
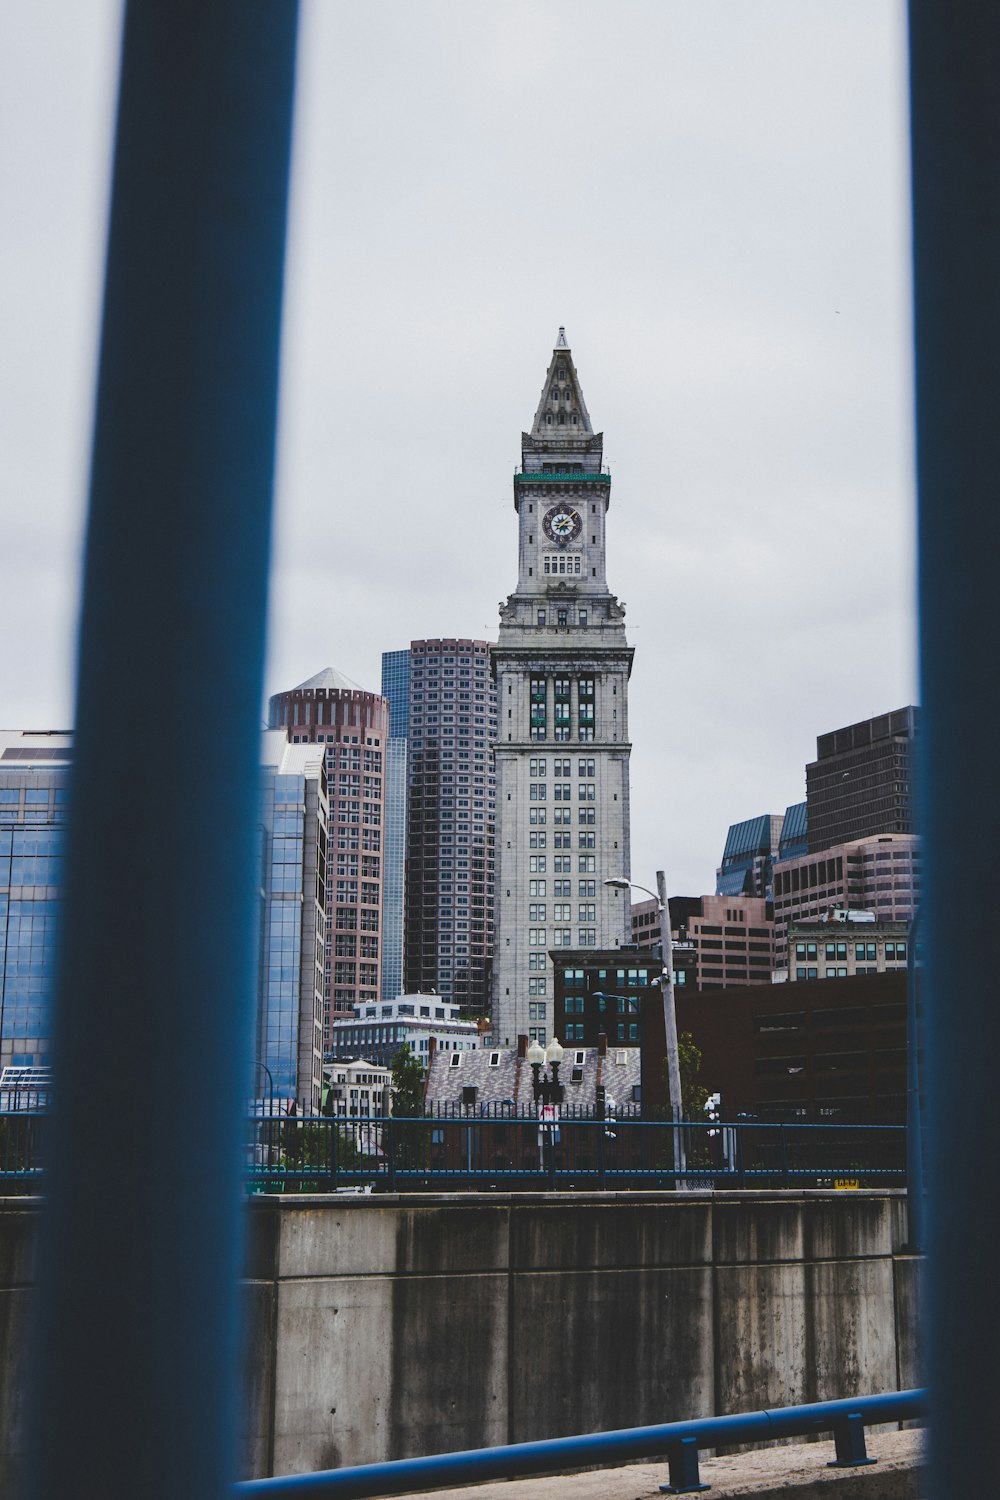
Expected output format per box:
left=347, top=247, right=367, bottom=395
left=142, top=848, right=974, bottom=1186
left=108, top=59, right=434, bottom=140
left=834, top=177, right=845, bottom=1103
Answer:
left=657, top=870, right=686, bottom=1182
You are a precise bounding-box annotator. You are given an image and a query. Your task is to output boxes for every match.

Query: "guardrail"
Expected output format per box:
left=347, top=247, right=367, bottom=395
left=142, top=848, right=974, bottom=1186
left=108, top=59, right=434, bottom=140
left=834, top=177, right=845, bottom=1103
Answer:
left=236, top=1387, right=927, bottom=1496
left=0, top=1110, right=907, bottom=1195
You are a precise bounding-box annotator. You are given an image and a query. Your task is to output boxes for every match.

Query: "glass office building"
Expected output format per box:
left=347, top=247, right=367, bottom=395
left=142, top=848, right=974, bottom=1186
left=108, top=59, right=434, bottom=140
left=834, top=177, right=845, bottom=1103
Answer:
left=0, top=733, right=72, bottom=1076
left=257, top=733, right=328, bottom=1110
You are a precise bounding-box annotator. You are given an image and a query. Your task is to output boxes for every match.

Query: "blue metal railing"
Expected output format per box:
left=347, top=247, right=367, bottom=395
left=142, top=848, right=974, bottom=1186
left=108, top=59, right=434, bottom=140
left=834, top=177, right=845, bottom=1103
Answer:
left=0, top=1111, right=907, bottom=1195
left=236, top=1388, right=927, bottom=1497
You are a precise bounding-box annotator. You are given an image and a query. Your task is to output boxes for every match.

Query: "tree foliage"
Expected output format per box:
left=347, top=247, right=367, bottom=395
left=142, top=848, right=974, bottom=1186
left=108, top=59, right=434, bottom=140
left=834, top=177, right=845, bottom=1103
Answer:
left=390, top=1046, right=426, bottom=1118
left=665, top=1030, right=710, bottom=1121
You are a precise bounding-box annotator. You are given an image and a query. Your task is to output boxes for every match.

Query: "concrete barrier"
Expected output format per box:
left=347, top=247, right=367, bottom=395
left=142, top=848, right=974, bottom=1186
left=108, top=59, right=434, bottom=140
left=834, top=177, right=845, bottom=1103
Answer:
left=240, top=1191, right=922, bottom=1479
left=0, top=1191, right=922, bottom=1487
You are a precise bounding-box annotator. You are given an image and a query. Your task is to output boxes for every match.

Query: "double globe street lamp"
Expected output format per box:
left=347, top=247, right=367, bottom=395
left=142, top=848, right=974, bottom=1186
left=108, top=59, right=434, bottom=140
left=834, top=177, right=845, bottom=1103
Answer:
left=526, top=1036, right=565, bottom=1104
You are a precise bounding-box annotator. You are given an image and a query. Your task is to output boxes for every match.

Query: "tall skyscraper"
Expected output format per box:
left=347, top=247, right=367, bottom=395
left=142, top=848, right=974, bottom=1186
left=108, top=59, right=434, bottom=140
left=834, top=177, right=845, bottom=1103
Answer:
left=380, top=650, right=410, bottom=1002
left=491, top=330, right=633, bottom=1048
left=806, top=706, right=918, bottom=853
left=0, top=732, right=72, bottom=1076
left=257, top=733, right=328, bottom=1108
left=385, top=639, right=497, bottom=1013
left=267, top=668, right=389, bottom=1040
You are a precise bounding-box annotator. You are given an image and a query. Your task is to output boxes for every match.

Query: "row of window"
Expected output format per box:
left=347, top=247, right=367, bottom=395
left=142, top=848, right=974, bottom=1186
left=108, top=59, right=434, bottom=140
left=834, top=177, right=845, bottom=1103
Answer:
left=528, top=758, right=596, bottom=776
left=527, top=903, right=597, bottom=921
left=528, top=929, right=598, bottom=946
left=528, top=809, right=598, bottom=826
left=528, top=782, right=597, bottom=801
left=794, top=940, right=908, bottom=961
left=529, top=880, right=598, bottom=898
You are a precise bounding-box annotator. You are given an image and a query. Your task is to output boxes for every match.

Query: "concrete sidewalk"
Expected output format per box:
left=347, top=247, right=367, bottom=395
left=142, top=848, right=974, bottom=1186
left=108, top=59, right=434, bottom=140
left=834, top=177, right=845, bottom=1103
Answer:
left=398, top=1428, right=924, bottom=1500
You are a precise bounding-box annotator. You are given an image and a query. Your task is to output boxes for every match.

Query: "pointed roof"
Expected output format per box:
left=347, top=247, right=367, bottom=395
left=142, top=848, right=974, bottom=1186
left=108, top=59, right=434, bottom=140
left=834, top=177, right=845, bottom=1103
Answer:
left=529, top=328, right=594, bottom=437
left=291, top=666, right=364, bottom=693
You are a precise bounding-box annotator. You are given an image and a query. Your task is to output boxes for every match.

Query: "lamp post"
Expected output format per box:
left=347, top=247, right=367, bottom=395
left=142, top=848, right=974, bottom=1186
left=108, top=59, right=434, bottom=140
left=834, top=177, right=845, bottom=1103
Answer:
left=527, top=1037, right=564, bottom=1182
left=527, top=1036, right=565, bottom=1106
left=605, top=870, right=686, bottom=1181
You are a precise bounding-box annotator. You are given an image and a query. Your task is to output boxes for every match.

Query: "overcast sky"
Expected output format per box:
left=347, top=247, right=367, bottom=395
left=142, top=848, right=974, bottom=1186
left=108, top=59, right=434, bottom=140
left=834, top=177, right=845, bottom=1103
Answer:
left=0, top=2, right=916, bottom=895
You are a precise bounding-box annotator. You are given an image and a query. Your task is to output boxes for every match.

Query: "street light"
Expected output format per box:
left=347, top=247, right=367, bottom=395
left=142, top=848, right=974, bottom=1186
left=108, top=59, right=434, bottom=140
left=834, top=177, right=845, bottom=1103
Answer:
left=527, top=1038, right=564, bottom=1182
left=604, top=869, right=686, bottom=1180
left=527, top=1036, right=565, bottom=1104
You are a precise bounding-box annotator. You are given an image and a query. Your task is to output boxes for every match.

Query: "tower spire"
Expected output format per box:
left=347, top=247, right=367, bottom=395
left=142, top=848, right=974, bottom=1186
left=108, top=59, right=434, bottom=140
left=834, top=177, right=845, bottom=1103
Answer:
left=528, top=334, right=594, bottom=438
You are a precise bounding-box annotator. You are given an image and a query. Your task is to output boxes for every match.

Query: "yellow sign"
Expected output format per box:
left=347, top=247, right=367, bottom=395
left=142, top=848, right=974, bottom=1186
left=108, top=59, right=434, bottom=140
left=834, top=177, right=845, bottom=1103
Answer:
left=834, top=1177, right=860, bottom=1190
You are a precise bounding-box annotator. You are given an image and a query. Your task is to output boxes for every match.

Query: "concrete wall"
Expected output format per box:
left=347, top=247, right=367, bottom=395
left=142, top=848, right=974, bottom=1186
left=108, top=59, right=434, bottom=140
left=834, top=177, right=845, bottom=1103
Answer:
left=241, top=1190, right=921, bottom=1479
left=0, top=1190, right=923, bottom=1489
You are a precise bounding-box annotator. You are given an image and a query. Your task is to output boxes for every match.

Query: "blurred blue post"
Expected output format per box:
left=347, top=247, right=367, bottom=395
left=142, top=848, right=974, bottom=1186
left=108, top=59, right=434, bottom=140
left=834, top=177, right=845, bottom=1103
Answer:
left=905, top=908, right=923, bottom=1251
left=27, top=4, right=299, bottom=1498
left=909, top=5, right=1000, bottom=1493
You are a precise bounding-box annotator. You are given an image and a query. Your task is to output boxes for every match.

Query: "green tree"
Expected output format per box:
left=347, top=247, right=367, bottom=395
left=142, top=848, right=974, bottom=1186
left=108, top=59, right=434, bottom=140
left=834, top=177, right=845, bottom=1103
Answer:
left=390, top=1046, right=426, bottom=1118
left=665, top=1030, right=709, bottom=1121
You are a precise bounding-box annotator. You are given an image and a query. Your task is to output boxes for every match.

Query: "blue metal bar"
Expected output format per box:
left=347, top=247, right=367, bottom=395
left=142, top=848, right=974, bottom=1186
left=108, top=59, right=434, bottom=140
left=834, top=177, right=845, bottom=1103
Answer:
left=25, top=5, right=299, bottom=1499
left=909, top=7, right=1000, bottom=1496
left=236, top=1390, right=926, bottom=1498
left=905, top=908, right=924, bottom=1251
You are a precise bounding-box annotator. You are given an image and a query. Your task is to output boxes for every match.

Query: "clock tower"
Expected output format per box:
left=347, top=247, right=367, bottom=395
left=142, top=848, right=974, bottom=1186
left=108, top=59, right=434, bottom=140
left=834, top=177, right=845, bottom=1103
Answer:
left=491, top=330, right=633, bottom=1047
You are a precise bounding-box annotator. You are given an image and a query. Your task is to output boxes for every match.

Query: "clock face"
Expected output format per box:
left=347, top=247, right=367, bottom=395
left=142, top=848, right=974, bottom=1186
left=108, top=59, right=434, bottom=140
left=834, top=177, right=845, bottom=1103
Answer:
left=543, top=504, right=582, bottom=547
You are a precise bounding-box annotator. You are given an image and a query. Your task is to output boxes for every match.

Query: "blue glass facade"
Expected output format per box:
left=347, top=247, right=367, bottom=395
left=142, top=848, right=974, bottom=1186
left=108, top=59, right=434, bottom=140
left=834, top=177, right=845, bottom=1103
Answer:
left=381, top=650, right=410, bottom=738
left=380, top=650, right=411, bottom=1000
left=715, top=812, right=783, bottom=902
left=256, top=739, right=327, bottom=1108
left=0, top=742, right=71, bottom=1075
left=779, top=801, right=809, bottom=861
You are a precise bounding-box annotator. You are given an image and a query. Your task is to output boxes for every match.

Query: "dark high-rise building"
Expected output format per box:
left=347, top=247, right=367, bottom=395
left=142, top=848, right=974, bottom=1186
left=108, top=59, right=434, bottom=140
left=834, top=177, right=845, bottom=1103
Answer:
left=387, top=638, right=498, bottom=1013
left=268, top=668, right=389, bottom=1041
left=380, top=650, right=410, bottom=1001
left=806, top=706, right=918, bottom=854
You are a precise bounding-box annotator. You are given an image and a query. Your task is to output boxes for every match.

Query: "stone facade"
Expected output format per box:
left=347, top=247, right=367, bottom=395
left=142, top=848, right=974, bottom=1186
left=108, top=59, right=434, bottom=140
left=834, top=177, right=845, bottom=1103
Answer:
left=491, top=332, right=633, bottom=1048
